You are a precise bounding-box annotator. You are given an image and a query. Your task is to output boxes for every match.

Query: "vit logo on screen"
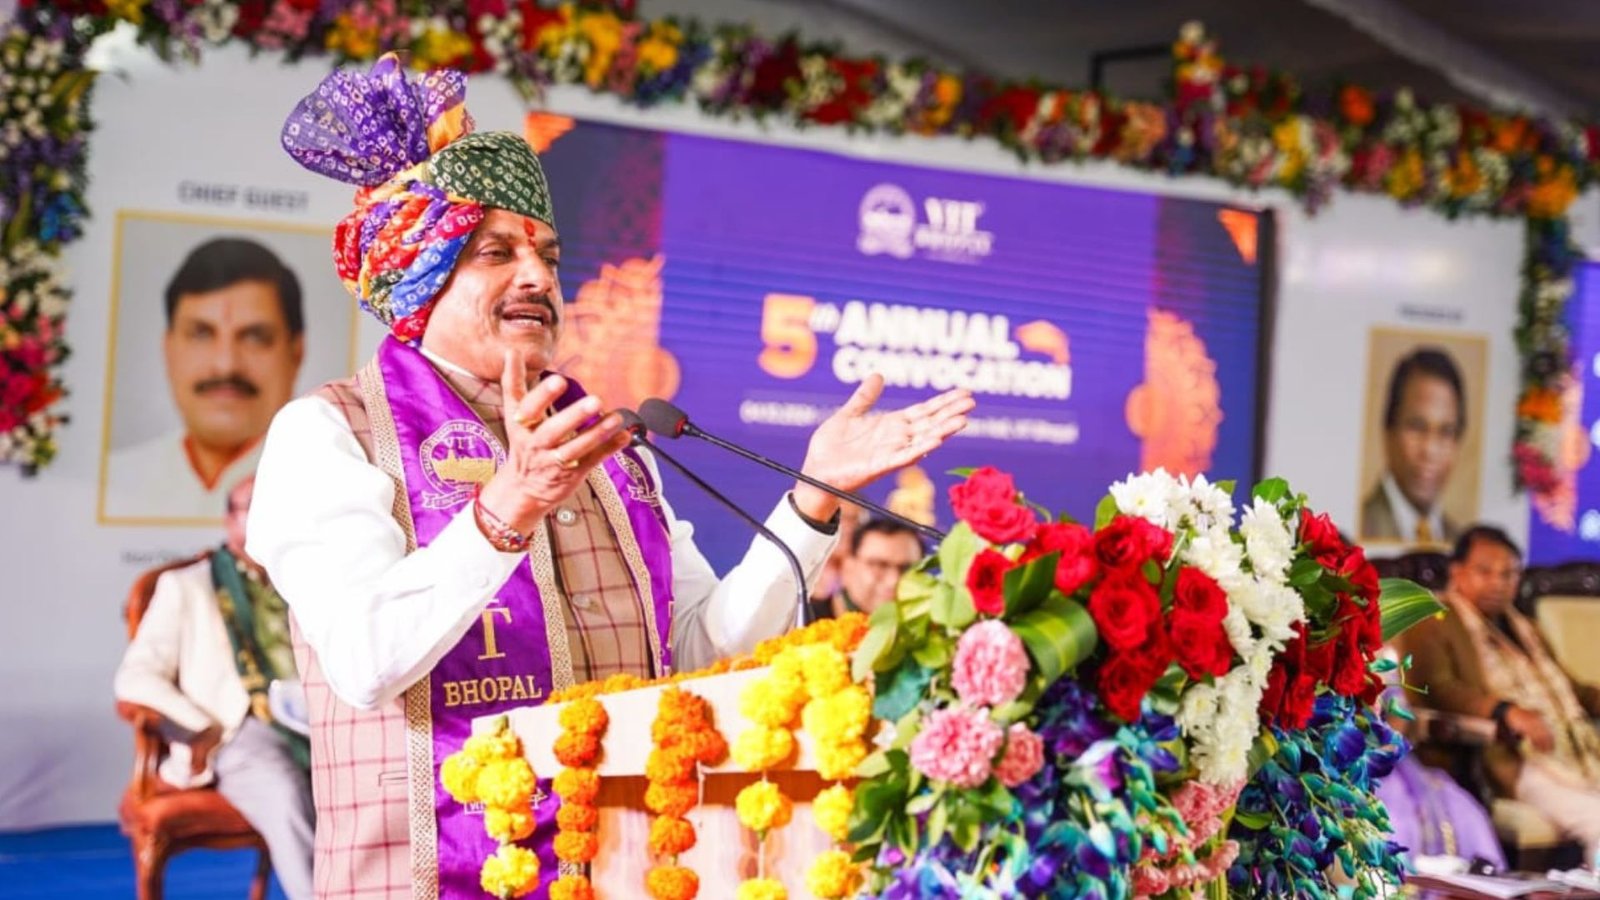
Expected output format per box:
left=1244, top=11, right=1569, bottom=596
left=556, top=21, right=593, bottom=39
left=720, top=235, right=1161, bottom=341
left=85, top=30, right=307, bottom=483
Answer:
left=856, top=183, right=994, bottom=263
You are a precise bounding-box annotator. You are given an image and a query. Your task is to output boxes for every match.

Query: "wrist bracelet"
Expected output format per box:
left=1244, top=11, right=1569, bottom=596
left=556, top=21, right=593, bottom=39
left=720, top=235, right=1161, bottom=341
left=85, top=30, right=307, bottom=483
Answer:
left=474, top=489, right=531, bottom=553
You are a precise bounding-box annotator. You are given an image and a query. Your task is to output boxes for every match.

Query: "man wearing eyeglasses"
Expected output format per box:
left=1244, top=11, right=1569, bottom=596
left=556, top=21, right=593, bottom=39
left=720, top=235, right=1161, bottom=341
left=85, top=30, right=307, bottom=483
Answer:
left=810, top=518, right=925, bottom=620
left=1403, top=525, right=1600, bottom=863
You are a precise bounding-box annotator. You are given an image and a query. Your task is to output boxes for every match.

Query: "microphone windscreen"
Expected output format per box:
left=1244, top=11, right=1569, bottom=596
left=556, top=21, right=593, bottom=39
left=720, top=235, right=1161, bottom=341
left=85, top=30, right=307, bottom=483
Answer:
left=616, top=409, right=647, bottom=438
left=638, top=398, right=689, bottom=439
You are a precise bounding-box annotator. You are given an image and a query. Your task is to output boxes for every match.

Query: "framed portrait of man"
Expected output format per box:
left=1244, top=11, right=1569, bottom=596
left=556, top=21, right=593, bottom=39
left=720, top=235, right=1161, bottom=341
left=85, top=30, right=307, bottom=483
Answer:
left=97, top=210, right=358, bottom=526
left=1357, top=327, right=1489, bottom=549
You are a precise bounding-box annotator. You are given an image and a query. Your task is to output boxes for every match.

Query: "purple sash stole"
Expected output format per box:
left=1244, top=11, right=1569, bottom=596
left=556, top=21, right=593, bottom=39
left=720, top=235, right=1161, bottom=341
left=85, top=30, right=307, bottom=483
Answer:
left=369, top=337, right=676, bottom=898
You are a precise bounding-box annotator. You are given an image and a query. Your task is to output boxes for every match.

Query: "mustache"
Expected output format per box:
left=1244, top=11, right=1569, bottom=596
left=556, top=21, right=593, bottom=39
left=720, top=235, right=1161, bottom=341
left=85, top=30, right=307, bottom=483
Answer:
left=496, top=294, right=559, bottom=325
left=194, top=374, right=260, bottom=397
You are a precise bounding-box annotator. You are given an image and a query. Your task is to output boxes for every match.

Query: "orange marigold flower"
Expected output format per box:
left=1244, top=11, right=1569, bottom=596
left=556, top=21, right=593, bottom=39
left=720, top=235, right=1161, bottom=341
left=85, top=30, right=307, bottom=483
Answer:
left=646, top=864, right=700, bottom=900
left=554, top=830, right=600, bottom=864
left=644, top=781, right=698, bottom=817
left=552, top=768, right=600, bottom=805
left=645, top=747, right=697, bottom=784
left=553, top=731, right=601, bottom=768
left=556, top=801, right=598, bottom=832
left=549, top=875, right=596, bottom=900
left=648, top=814, right=698, bottom=856
left=558, top=698, right=609, bottom=735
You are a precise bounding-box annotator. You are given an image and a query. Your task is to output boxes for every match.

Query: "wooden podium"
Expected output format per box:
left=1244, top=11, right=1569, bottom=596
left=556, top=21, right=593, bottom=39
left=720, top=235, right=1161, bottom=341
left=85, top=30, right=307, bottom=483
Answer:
left=484, top=668, right=838, bottom=897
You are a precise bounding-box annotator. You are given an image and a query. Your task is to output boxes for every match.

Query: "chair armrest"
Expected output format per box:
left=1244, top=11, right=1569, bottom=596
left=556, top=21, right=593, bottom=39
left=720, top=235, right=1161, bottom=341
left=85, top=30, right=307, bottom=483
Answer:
left=115, top=700, right=168, bottom=800
left=1413, top=709, right=1497, bottom=747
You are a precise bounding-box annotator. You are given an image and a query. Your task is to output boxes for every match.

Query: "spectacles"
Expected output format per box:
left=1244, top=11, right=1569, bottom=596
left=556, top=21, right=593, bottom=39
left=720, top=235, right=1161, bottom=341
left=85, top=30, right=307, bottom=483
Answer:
left=857, top=558, right=915, bottom=577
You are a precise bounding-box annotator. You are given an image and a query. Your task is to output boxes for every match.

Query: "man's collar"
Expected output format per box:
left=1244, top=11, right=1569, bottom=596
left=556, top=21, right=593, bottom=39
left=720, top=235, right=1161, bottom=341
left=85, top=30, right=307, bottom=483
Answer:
left=1381, top=471, right=1444, bottom=541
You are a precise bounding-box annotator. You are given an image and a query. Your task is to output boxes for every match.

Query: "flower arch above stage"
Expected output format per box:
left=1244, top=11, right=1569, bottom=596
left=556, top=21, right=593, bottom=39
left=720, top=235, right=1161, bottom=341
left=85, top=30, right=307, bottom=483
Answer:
left=1, top=2, right=1594, bottom=511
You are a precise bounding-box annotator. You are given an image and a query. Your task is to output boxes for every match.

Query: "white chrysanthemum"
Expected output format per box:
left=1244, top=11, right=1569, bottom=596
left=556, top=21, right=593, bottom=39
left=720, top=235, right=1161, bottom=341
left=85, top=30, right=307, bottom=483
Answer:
left=1246, top=642, right=1277, bottom=689
left=1222, top=605, right=1256, bottom=658
left=1181, top=473, right=1236, bottom=533
left=1240, top=497, right=1293, bottom=582
left=1176, top=683, right=1220, bottom=738
left=1110, top=469, right=1181, bottom=529
left=1182, top=531, right=1244, bottom=583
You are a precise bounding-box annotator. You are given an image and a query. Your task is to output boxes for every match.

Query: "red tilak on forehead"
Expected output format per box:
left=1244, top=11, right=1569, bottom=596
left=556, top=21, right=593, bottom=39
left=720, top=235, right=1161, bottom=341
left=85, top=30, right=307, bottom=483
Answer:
left=522, top=217, right=540, bottom=243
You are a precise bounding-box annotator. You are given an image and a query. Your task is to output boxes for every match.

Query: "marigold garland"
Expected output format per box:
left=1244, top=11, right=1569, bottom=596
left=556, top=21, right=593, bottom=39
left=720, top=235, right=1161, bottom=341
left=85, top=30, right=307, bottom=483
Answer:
left=644, top=687, right=725, bottom=899
left=551, top=697, right=608, bottom=895
left=805, top=849, right=864, bottom=900
left=440, top=716, right=541, bottom=899
left=735, top=878, right=789, bottom=900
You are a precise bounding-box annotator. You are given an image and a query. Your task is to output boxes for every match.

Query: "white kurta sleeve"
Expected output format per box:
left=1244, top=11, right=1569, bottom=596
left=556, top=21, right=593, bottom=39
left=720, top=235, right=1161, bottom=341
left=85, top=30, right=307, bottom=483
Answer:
left=246, top=396, right=524, bottom=710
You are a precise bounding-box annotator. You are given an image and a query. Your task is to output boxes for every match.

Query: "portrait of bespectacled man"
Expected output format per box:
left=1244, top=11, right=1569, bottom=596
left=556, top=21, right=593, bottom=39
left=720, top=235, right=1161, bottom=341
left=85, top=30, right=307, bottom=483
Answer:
left=99, top=212, right=358, bottom=525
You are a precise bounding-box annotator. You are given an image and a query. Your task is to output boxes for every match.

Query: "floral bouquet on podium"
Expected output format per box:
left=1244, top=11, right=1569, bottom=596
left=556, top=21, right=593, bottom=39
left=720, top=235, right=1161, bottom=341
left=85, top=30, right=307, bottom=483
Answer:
left=848, top=467, right=1440, bottom=899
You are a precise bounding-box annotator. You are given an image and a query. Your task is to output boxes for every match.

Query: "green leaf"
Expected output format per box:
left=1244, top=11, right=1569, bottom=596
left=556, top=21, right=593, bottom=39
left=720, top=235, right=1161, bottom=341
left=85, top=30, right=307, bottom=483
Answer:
left=945, top=466, right=977, bottom=479
left=896, top=569, right=938, bottom=605
left=1094, top=494, right=1119, bottom=530
left=874, top=664, right=933, bottom=722
left=1379, top=578, right=1445, bottom=642
left=856, top=750, right=891, bottom=779
left=852, top=601, right=900, bottom=682
left=1246, top=730, right=1280, bottom=779
left=1233, top=809, right=1274, bottom=830
left=925, top=801, right=949, bottom=847
left=910, top=631, right=954, bottom=670
left=938, top=522, right=983, bottom=585
left=943, top=582, right=978, bottom=631
left=1252, top=478, right=1290, bottom=504
left=1215, top=479, right=1236, bottom=495
left=1003, top=551, right=1059, bottom=617
left=1146, top=665, right=1187, bottom=715
left=1011, top=595, right=1098, bottom=684
left=1288, top=557, right=1324, bottom=587
left=992, top=699, right=1034, bottom=723
left=1301, top=583, right=1336, bottom=620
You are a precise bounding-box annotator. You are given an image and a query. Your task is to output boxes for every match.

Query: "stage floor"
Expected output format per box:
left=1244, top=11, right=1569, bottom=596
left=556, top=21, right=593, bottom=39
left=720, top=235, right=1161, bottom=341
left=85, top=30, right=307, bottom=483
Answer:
left=0, top=824, right=287, bottom=899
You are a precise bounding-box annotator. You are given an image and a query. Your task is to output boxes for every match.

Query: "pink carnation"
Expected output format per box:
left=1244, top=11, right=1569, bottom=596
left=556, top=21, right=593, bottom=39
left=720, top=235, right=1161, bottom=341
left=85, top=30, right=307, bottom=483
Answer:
left=1169, top=780, right=1243, bottom=845
left=1131, top=865, right=1171, bottom=897
left=950, top=620, right=1029, bottom=708
left=1201, top=840, right=1240, bottom=879
left=909, top=705, right=1004, bottom=789
left=994, top=723, right=1044, bottom=788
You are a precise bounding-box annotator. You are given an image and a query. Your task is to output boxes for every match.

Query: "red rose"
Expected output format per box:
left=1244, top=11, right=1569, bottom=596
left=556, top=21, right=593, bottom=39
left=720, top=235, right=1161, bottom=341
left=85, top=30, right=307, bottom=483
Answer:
left=1260, top=662, right=1288, bottom=723
left=1331, top=629, right=1370, bottom=698
left=1087, top=573, right=1160, bottom=651
left=1093, top=516, right=1174, bottom=572
left=1358, top=671, right=1385, bottom=707
left=1168, top=609, right=1231, bottom=679
left=1097, top=652, right=1160, bottom=723
left=1331, top=545, right=1382, bottom=603
left=1022, top=522, right=1100, bottom=595
left=949, top=467, right=1039, bottom=545
left=1298, top=509, right=1345, bottom=558
left=1280, top=672, right=1318, bottom=729
left=966, top=548, right=1014, bottom=617
left=1173, top=567, right=1228, bottom=623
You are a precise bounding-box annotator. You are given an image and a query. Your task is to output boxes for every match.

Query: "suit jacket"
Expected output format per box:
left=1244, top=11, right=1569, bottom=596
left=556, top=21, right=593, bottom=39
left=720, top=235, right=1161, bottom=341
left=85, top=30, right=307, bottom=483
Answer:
left=113, top=556, right=252, bottom=788
left=1359, top=481, right=1458, bottom=545
left=1398, top=595, right=1600, bottom=795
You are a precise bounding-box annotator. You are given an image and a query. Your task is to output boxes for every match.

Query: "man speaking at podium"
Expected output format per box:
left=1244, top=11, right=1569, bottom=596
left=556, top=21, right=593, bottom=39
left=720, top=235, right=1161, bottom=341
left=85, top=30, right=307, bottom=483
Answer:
left=247, top=56, right=972, bottom=897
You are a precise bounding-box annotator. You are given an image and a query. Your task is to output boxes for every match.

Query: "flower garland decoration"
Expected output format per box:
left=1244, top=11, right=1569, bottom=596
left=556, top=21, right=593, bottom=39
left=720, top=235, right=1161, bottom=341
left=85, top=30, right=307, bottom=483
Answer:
left=439, top=715, right=543, bottom=899
left=644, top=686, right=727, bottom=900
left=729, top=642, right=870, bottom=900
left=2, top=3, right=1598, bottom=491
left=550, top=697, right=608, bottom=900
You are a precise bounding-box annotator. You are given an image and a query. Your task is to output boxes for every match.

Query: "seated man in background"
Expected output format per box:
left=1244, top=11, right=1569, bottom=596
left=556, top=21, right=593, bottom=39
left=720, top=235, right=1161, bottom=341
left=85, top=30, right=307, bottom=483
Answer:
left=810, top=517, right=925, bottom=620
left=1401, top=524, right=1600, bottom=862
left=113, top=476, right=312, bottom=900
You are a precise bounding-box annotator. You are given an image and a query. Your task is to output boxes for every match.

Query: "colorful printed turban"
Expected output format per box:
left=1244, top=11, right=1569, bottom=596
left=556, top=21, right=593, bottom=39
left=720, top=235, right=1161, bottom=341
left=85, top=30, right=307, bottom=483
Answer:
left=280, top=54, right=556, bottom=341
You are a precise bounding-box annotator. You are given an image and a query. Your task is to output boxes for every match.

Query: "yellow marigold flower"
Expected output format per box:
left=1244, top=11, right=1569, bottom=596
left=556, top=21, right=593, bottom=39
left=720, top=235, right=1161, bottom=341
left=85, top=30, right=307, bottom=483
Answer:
left=553, top=767, right=600, bottom=805
left=801, top=685, right=872, bottom=745
left=731, top=725, right=795, bottom=771
left=554, top=830, right=600, bottom=864
left=484, top=806, right=534, bottom=843
left=805, top=849, right=862, bottom=899
left=549, top=875, right=595, bottom=900
left=480, top=843, right=541, bottom=898
left=106, top=0, right=146, bottom=25
left=736, top=877, right=789, bottom=900
left=558, top=698, right=609, bottom=735
left=439, top=751, right=483, bottom=804
left=648, top=813, right=697, bottom=856
left=636, top=21, right=682, bottom=74
left=325, top=15, right=379, bottom=59
left=769, top=647, right=806, bottom=682
left=735, top=780, right=793, bottom=833
left=646, top=863, right=700, bottom=900
left=815, top=740, right=868, bottom=781
left=413, top=27, right=473, bottom=69
left=476, top=757, right=536, bottom=809
left=796, top=645, right=851, bottom=700
left=812, top=783, right=854, bottom=842
left=464, top=729, right=520, bottom=764
left=555, top=801, right=598, bottom=832
left=739, top=675, right=805, bottom=729
left=577, top=8, right=624, bottom=87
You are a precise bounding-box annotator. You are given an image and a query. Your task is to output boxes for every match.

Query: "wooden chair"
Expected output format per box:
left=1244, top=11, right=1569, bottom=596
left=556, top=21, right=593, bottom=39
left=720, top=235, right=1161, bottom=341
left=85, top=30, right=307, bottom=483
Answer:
left=115, top=552, right=272, bottom=900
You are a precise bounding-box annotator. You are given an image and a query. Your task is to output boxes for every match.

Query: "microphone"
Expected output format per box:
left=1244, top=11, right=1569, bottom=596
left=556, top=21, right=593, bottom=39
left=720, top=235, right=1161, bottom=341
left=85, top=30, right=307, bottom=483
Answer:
left=637, top=398, right=946, bottom=543
left=617, top=410, right=812, bottom=630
